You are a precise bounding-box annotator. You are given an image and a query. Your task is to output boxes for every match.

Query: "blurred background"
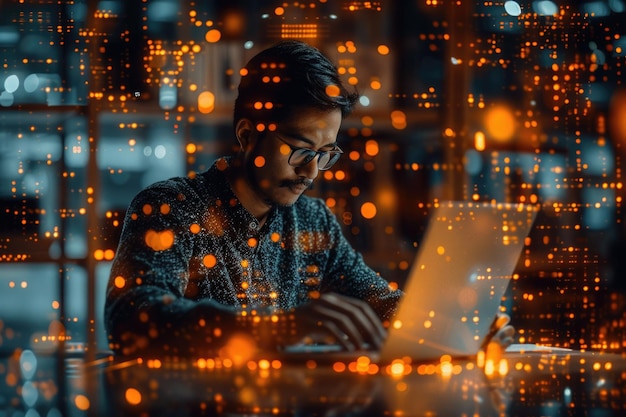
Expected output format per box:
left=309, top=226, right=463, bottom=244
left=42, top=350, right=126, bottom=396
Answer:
left=0, top=0, right=625, bottom=359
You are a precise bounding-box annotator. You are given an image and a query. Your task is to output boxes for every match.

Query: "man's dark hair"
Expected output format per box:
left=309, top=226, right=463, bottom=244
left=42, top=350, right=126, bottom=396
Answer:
left=233, top=40, right=359, bottom=130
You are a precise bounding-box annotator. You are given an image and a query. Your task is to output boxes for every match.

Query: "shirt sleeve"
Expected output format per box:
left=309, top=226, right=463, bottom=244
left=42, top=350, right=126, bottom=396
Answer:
left=316, top=201, right=403, bottom=322
left=104, top=180, right=241, bottom=357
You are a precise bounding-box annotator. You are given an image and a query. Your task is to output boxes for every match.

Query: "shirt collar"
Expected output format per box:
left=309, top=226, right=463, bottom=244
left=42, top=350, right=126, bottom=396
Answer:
left=203, top=157, right=280, bottom=235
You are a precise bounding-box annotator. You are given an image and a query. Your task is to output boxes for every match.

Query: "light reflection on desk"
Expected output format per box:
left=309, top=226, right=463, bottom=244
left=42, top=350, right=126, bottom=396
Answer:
left=1, top=349, right=626, bottom=416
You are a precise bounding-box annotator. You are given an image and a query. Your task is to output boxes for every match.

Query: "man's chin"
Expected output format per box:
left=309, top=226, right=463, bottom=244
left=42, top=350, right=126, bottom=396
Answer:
left=266, top=191, right=303, bottom=208
left=271, top=196, right=300, bottom=208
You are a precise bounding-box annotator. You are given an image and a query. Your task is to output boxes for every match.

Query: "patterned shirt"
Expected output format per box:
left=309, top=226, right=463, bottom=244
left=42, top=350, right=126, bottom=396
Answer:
left=105, top=157, right=402, bottom=354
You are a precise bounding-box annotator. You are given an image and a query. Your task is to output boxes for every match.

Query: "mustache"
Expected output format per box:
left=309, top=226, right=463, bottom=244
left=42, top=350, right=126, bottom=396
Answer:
left=280, top=178, right=314, bottom=189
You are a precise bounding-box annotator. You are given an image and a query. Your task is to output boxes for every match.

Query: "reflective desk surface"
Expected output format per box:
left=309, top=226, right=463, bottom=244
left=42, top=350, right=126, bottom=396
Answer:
left=2, top=346, right=626, bottom=416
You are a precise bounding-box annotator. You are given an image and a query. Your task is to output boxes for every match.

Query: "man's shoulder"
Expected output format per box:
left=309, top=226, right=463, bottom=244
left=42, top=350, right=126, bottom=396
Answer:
left=137, top=175, right=202, bottom=200
left=136, top=160, right=228, bottom=201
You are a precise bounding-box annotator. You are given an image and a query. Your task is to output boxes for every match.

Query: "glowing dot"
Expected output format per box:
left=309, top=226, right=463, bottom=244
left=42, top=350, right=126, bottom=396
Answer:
left=254, top=156, right=266, bottom=167
left=437, top=246, right=445, bottom=255
left=370, top=79, right=381, bottom=90
left=278, top=143, right=291, bottom=156
left=114, top=276, right=125, bottom=289
left=248, top=237, right=258, bottom=247
left=142, top=204, right=153, bottom=215
left=4, top=74, right=19, bottom=93
left=160, top=204, right=171, bottom=215
left=474, top=131, right=486, bottom=151
left=205, top=29, right=221, bottom=43
left=74, top=395, right=90, bottom=411
left=271, top=232, right=280, bottom=242
left=190, top=223, right=201, bottom=234
left=377, top=44, right=390, bottom=55
left=198, top=91, right=215, bottom=114
left=485, top=105, right=516, bottom=142
left=275, top=6, right=285, bottom=15
left=365, top=140, right=379, bottom=156
left=325, top=84, right=340, bottom=97
left=203, top=254, right=217, bottom=268
left=360, top=202, right=377, bottom=219
left=125, top=388, right=142, bottom=406
left=504, top=1, right=522, bottom=16
left=145, top=229, right=175, bottom=251
left=390, top=110, right=407, bottom=130
left=333, top=362, right=346, bottom=372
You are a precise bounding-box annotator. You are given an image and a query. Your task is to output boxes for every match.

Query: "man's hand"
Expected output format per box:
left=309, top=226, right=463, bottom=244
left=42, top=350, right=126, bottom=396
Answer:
left=489, top=312, right=515, bottom=348
left=288, top=293, right=387, bottom=351
left=482, top=312, right=515, bottom=365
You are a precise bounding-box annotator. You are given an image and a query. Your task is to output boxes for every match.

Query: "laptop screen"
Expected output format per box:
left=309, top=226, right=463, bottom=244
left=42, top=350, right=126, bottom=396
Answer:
left=379, top=201, right=539, bottom=362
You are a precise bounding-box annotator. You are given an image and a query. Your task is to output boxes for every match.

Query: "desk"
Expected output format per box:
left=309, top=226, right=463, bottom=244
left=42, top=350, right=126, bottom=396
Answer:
left=2, top=349, right=625, bottom=416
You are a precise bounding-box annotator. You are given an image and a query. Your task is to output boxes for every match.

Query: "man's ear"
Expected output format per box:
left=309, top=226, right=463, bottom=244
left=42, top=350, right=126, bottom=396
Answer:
left=235, top=118, right=254, bottom=151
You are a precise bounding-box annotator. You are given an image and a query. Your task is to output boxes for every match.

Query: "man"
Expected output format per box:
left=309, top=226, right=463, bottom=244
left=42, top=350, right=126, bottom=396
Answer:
left=105, top=40, right=512, bottom=358
left=105, top=40, right=400, bottom=357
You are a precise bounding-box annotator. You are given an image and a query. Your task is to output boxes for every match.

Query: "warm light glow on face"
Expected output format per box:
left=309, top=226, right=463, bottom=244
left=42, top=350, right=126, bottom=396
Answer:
left=278, top=143, right=291, bottom=156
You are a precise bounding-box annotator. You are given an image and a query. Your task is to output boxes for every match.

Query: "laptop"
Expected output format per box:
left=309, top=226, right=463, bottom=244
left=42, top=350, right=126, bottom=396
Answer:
left=281, top=200, right=539, bottom=363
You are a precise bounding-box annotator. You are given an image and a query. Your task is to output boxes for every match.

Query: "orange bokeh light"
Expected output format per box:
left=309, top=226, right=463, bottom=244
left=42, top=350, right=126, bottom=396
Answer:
left=484, top=105, right=516, bottom=142
left=360, top=202, right=377, bottom=219
left=205, top=29, right=221, bottom=43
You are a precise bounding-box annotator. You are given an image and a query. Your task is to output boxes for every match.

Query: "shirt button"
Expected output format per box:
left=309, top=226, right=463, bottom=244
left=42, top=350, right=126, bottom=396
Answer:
left=249, top=221, right=258, bottom=229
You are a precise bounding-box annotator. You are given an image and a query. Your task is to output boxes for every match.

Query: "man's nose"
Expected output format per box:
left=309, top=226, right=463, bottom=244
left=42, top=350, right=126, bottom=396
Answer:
left=295, top=156, right=320, bottom=179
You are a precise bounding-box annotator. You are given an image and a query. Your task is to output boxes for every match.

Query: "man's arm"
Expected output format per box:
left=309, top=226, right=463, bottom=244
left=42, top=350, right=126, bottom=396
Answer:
left=104, top=182, right=243, bottom=356
left=317, top=202, right=403, bottom=321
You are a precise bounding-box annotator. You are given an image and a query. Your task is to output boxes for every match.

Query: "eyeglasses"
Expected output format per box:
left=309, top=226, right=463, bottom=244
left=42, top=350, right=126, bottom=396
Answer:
left=275, top=134, right=343, bottom=171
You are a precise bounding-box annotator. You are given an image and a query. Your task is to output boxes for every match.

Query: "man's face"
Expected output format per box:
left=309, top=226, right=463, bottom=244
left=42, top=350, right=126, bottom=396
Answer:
left=244, top=107, right=343, bottom=207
